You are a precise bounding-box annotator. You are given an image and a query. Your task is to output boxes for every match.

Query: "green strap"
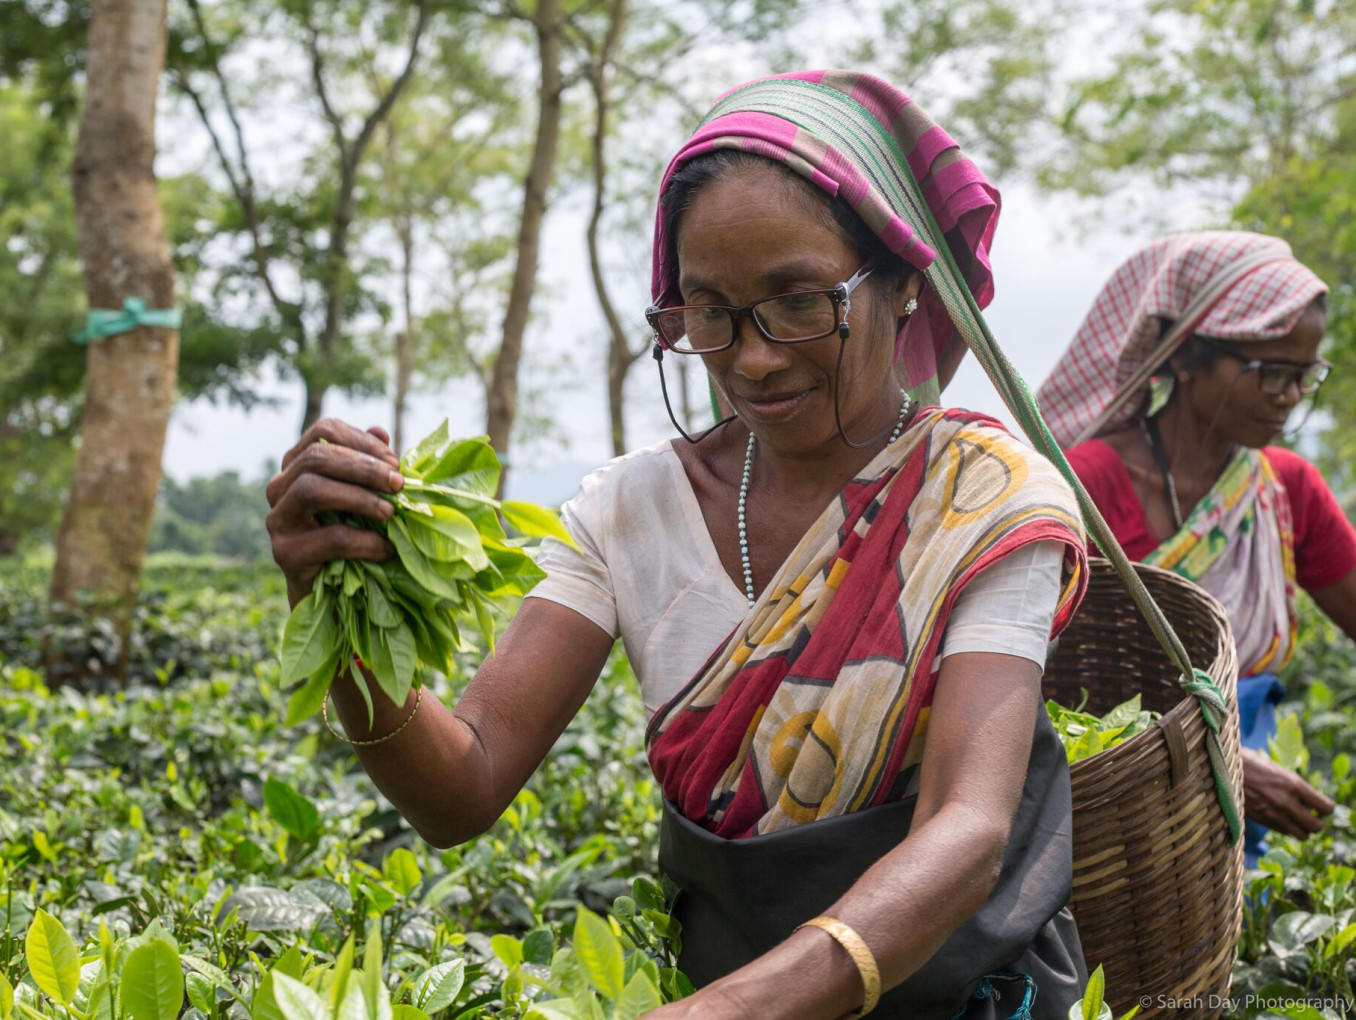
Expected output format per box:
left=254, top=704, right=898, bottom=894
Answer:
left=73, top=297, right=182, bottom=344
left=898, top=180, right=1243, bottom=844
left=759, top=89, right=1246, bottom=842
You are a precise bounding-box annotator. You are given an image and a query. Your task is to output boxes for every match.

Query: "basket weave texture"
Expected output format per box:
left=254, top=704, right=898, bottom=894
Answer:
left=1042, top=559, right=1244, bottom=1019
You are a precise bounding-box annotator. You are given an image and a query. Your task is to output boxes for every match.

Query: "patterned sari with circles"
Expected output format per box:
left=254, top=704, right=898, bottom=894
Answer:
left=646, top=409, right=1088, bottom=838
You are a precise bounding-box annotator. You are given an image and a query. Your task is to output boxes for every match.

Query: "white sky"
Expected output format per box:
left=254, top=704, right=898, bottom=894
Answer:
left=158, top=4, right=1176, bottom=505
left=161, top=182, right=1157, bottom=503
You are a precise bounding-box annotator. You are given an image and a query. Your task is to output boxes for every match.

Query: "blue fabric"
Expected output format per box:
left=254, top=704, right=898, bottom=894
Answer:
left=1237, top=672, right=1286, bottom=866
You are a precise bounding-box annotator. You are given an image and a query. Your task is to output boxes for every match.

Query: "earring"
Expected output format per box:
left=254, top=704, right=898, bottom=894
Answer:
left=1177, top=371, right=1190, bottom=384
left=903, top=297, right=918, bottom=317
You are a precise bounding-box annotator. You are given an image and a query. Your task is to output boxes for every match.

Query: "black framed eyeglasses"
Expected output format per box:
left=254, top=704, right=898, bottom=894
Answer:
left=1199, top=337, right=1331, bottom=396
left=645, top=263, right=873, bottom=354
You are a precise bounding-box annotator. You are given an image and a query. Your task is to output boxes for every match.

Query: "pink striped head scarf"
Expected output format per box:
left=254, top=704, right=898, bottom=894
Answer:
left=1039, top=231, right=1328, bottom=447
left=650, top=69, right=1001, bottom=404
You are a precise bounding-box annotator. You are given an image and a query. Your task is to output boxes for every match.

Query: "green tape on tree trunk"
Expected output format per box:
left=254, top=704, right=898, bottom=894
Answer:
left=73, top=297, right=182, bottom=344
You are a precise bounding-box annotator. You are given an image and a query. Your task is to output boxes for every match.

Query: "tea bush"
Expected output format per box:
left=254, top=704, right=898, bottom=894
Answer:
left=0, top=558, right=673, bottom=1018
left=3, top=560, right=1356, bottom=1017
left=1229, top=596, right=1356, bottom=1019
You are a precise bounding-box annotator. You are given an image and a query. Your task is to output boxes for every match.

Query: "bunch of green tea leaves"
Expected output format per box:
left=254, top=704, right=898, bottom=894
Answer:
left=1046, top=692, right=1160, bottom=764
left=279, top=421, right=573, bottom=726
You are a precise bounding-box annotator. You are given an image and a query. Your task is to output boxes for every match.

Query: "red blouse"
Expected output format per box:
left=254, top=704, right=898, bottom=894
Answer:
left=1065, top=440, right=1356, bottom=592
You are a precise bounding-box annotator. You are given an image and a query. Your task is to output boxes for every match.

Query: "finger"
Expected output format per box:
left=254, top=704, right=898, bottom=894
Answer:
left=268, top=478, right=397, bottom=541
left=275, top=522, right=395, bottom=575
left=268, top=442, right=404, bottom=509
left=1296, top=782, right=1336, bottom=814
left=283, top=418, right=401, bottom=472
left=367, top=425, right=393, bottom=450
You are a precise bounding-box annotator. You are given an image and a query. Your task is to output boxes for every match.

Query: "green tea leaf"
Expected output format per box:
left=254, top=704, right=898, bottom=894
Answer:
left=573, top=908, right=624, bottom=1001
left=271, top=974, right=329, bottom=1020
left=0, top=969, right=15, bottom=1019
left=411, top=960, right=465, bottom=1013
left=491, top=934, right=524, bottom=967
left=363, top=925, right=386, bottom=1020
left=421, top=435, right=500, bottom=494
left=1271, top=910, right=1336, bottom=953
left=281, top=590, right=340, bottom=687
left=285, top=639, right=346, bottom=726
left=1080, top=963, right=1105, bottom=1020
left=382, top=848, right=421, bottom=897
left=391, top=1007, right=430, bottom=1020
left=263, top=778, right=319, bottom=840
left=613, top=971, right=663, bottom=1020
left=185, top=972, right=215, bottom=1015
left=25, top=908, right=80, bottom=1005
left=1100, top=695, right=1142, bottom=733
left=500, top=501, right=575, bottom=547
left=120, top=938, right=185, bottom=1020
left=329, top=935, right=356, bottom=1014
left=366, top=581, right=401, bottom=629
left=400, top=419, right=450, bottom=477
left=403, top=508, right=488, bottom=572
left=1268, top=714, right=1309, bottom=773
left=523, top=1002, right=583, bottom=1020
left=388, top=519, right=464, bottom=602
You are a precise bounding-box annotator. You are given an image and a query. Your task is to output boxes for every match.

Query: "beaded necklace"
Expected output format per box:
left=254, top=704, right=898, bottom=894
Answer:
left=737, top=391, right=912, bottom=606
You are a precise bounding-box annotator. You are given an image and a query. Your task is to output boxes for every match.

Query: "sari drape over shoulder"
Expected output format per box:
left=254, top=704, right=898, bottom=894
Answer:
left=1144, top=448, right=1297, bottom=676
left=646, top=409, right=1088, bottom=839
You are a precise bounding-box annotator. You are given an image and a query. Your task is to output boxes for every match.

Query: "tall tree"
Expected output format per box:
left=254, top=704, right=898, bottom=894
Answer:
left=171, top=0, right=432, bottom=434
left=1038, top=0, right=1356, bottom=485
left=49, top=0, right=178, bottom=685
left=0, top=82, right=85, bottom=556
left=485, top=0, right=564, bottom=491
left=364, top=37, right=520, bottom=453
left=572, top=0, right=804, bottom=456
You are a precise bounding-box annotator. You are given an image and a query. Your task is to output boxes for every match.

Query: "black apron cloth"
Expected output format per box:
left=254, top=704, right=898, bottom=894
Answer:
left=658, top=709, right=1086, bottom=1019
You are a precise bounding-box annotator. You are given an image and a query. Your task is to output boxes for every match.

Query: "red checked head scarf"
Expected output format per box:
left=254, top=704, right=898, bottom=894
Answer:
left=650, top=69, right=1001, bottom=405
left=1038, top=231, right=1328, bottom=447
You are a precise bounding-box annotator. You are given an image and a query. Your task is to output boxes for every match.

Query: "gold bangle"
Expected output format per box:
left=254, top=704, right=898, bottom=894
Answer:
left=794, top=916, right=881, bottom=1016
left=323, top=686, right=423, bottom=746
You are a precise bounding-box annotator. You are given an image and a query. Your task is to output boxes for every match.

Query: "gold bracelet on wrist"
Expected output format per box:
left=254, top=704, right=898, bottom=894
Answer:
left=794, top=916, right=881, bottom=1017
left=323, top=685, right=422, bottom=746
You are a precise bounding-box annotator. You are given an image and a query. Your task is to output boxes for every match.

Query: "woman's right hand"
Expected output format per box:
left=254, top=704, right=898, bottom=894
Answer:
left=1240, top=747, right=1335, bottom=839
left=265, top=418, right=406, bottom=606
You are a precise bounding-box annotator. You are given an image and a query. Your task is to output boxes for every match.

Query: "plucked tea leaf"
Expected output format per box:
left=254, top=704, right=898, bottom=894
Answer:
left=281, top=590, right=339, bottom=687
left=501, top=501, right=575, bottom=547
left=400, top=419, right=450, bottom=476
left=421, top=436, right=500, bottom=494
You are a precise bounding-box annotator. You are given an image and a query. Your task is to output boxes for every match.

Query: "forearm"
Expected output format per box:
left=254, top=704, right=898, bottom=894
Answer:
left=705, top=803, right=1010, bottom=1018
left=329, top=667, right=499, bottom=846
left=326, top=600, right=615, bottom=848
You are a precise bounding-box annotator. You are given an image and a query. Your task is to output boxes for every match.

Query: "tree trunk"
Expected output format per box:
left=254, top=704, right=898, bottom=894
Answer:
left=584, top=0, right=635, bottom=459
left=301, top=378, right=328, bottom=435
left=485, top=0, right=564, bottom=493
left=49, top=0, right=177, bottom=688
left=393, top=215, right=415, bottom=455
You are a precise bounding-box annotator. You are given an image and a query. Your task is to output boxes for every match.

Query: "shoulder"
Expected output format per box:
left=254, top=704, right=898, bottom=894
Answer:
left=921, top=408, right=1080, bottom=517
left=1261, top=445, right=1326, bottom=492
left=568, top=439, right=683, bottom=508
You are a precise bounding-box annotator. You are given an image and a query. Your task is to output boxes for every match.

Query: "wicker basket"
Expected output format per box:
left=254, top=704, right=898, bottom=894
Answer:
left=1042, top=558, right=1244, bottom=1019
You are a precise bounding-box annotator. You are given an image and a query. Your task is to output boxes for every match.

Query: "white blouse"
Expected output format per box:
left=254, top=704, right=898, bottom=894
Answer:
left=528, top=440, right=1063, bottom=718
